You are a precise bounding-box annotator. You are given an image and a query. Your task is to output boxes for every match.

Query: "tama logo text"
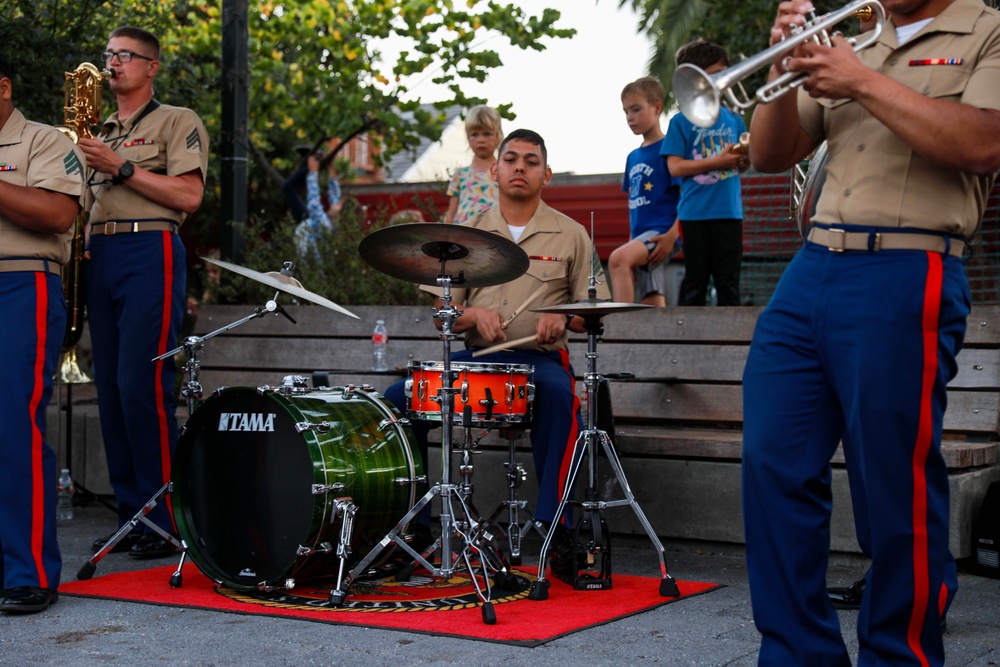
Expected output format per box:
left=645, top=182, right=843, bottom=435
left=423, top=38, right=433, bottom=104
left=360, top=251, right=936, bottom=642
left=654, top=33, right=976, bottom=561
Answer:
left=218, top=413, right=277, bottom=432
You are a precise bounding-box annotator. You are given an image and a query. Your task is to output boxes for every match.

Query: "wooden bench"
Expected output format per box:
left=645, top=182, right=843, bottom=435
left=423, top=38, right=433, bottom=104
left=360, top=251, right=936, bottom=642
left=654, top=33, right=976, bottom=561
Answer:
left=184, top=303, right=1000, bottom=557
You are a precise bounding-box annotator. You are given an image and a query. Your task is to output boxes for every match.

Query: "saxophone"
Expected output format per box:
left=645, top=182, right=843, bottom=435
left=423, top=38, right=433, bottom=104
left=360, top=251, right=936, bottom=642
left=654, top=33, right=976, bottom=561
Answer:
left=58, top=63, right=111, bottom=351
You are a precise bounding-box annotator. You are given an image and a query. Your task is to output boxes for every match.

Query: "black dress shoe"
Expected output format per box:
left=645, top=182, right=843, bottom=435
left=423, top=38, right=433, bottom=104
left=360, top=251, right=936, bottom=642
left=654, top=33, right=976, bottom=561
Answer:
left=1, top=587, right=59, bottom=614
left=128, top=534, right=180, bottom=559
left=92, top=531, right=144, bottom=553
left=828, top=578, right=866, bottom=610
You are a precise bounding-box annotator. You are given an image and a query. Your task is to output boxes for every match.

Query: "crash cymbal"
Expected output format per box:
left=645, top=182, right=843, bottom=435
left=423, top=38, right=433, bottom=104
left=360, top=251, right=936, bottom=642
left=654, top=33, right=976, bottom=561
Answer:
left=359, top=223, right=529, bottom=288
left=532, top=300, right=653, bottom=317
left=203, top=257, right=359, bottom=319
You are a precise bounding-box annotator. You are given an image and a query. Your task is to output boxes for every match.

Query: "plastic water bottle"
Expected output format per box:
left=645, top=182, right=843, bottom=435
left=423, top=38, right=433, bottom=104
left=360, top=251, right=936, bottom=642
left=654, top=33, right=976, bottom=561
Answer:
left=372, top=319, right=388, bottom=371
left=57, top=468, right=74, bottom=521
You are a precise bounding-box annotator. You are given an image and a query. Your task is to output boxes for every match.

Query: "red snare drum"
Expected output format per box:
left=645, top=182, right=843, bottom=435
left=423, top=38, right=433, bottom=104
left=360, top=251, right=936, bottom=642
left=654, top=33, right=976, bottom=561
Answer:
left=405, top=361, right=534, bottom=426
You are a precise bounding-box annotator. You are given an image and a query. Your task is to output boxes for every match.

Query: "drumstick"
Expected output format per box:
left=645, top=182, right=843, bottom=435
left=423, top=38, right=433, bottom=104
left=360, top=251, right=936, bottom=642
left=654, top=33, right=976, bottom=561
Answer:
left=501, top=284, right=547, bottom=330
left=472, top=334, right=537, bottom=358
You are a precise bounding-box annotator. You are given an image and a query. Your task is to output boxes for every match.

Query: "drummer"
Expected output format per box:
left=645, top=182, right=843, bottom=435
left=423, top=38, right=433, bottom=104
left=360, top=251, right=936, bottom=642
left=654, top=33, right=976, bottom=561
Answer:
left=384, top=128, right=610, bottom=551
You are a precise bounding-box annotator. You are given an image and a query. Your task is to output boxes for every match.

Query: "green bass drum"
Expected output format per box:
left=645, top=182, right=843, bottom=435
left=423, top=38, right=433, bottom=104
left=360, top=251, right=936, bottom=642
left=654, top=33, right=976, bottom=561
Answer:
left=171, top=385, right=422, bottom=591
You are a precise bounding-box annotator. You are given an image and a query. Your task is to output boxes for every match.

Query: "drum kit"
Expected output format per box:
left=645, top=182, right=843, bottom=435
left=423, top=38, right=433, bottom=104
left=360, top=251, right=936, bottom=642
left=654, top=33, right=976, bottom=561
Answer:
left=77, top=223, right=680, bottom=624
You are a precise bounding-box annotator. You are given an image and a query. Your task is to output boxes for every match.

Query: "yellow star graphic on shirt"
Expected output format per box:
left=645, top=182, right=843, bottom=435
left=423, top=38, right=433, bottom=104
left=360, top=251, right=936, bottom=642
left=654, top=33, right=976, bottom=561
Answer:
left=644, top=181, right=653, bottom=191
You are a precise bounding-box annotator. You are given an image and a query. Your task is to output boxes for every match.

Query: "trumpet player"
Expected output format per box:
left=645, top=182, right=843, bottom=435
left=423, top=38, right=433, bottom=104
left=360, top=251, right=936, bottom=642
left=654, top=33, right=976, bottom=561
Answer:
left=741, top=1, right=1000, bottom=665
left=0, top=53, right=86, bottom=614
left=78, top=26, right=209, bottom=560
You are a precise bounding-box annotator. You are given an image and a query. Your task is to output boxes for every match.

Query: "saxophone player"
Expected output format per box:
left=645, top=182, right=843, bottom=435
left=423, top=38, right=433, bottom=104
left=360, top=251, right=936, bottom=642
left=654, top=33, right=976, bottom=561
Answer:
left=0, top=53, right=85, bottom=614
left=78, top=26, right=209, bottom=560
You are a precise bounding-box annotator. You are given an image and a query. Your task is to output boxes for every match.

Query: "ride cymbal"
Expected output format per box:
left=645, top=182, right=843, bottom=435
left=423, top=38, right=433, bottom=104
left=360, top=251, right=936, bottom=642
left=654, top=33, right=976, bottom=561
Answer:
left=203, top=257, right=358, bottom=319
left=359, top=223, right=529, bottom=287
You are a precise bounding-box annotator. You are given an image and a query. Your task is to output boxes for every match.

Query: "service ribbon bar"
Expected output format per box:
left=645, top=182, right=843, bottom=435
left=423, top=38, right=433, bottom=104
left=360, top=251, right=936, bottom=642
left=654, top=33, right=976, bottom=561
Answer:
left=909, top=58, right=964, bottom=66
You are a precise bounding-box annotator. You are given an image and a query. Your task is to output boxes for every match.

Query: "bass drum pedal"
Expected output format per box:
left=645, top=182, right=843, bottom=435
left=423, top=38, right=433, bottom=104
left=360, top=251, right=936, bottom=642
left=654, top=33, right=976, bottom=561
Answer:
left=551, top=509, right=612, bottom=590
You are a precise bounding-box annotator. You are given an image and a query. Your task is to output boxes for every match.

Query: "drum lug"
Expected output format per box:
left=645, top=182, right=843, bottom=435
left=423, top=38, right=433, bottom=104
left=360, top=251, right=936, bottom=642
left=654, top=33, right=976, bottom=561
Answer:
left=312, top=482, right=347, bottom=495
left=394, top=474, right=427, bottom=486
left=296, top=542, right=334, bottom=557
left=257, top=578, right=295, bottom=592
left=296, top=420, right=331, bottom=433
left=378, top=417, right=409, bottom=433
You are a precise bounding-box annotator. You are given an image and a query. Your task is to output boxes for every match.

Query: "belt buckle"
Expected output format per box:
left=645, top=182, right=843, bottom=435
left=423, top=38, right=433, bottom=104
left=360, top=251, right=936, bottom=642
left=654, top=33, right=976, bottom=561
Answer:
left=828, top=228, right=846, bottom=252
left=104, top=221, right=118, bottom=235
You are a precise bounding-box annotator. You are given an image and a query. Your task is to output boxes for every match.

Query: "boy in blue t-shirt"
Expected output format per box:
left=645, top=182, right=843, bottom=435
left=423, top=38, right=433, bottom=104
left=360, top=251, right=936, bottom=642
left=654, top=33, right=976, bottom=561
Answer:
left=662, top=41, right=748, bottom=306
left=609, top=77, right=680, bottom=306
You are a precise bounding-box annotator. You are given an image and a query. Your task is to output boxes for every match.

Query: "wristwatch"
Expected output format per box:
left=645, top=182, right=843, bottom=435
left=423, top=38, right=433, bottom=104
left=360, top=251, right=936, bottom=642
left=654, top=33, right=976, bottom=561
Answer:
left=113, top=160, right=134, bottom=185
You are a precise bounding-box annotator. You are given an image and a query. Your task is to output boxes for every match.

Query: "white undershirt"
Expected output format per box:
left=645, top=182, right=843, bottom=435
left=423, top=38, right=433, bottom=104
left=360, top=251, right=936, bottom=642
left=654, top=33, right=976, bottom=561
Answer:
left=508, top=225, right=525, bottom=242
left=896, top=18, right=933, bottom=45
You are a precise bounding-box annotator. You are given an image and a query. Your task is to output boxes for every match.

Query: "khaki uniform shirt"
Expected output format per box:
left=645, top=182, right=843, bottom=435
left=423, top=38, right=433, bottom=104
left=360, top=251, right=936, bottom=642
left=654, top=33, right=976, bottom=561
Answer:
left=87, top=100, right=209, bottom=225
left=799, top=0, right=1000, bottom=238
left=0, top=109, right=84, bottom=264
left=425, top=201, right=610, bottom=352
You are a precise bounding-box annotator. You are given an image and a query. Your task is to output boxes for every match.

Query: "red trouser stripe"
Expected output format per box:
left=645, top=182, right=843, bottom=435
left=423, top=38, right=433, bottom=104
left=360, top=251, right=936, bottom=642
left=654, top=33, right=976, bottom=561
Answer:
left=907, top=251, right=943, bottom=666
left=29, top=273, right=49, bottom=589
left=555, top=348, right=580, bottom=524
left=156, top=232, right=174, bottom=523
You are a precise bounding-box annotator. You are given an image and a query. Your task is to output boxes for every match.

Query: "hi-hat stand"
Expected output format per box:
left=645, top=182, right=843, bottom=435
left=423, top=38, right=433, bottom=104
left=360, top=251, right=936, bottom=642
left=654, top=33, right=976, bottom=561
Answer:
left=527, top=295, right=681, bottom=601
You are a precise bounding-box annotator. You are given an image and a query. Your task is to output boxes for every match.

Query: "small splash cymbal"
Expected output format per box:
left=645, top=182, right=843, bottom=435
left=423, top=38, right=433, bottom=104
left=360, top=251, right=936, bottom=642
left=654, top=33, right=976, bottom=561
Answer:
left=359, top=223, right=529, bottom=287
left=531, top=299, right=653, bottom=317
left=203, top=257, right=358, bottom=319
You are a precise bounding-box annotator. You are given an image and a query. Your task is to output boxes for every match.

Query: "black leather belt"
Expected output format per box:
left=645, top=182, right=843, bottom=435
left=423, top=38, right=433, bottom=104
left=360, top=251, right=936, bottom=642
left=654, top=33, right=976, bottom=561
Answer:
left=91, top=220, right=176, bottom=235
left=807, top=227, right=964, bottom=258
left=0, top=259, right=62, bottom=275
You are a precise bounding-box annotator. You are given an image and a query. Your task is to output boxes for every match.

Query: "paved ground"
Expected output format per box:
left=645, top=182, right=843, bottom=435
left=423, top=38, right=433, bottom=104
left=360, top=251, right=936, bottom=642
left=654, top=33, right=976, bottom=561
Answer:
left=1, top=502, right=998, bottom=666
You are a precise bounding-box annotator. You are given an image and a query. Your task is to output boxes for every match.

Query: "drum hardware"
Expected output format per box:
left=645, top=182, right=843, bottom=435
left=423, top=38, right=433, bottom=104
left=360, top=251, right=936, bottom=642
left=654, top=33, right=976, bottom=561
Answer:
left=393, top=475, right=426, bottom=486
left=295, top=421, right=332, bottom=433
left=257, top=579, right=295, bottom=593
left=311, top=483, right=347, bottom=495
left=526, top=286, right=681, bottom=599
left=336, top=224, right=531, bottom=625
left=296, top=542, right=335, bottom=556
left=77, top=482, right=187, bottom=587
left=487, top=428, right=547, bottom=566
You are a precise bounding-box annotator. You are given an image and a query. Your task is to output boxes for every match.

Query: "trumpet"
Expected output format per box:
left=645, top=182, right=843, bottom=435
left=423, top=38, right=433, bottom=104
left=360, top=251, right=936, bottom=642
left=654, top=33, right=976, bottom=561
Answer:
left=673, top=0, right=885, bottom=127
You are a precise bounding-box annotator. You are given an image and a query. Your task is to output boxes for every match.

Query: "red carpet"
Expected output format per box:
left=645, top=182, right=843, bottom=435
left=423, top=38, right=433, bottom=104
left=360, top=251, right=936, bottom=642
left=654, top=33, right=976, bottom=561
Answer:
left=61, top=562, right=721, bottom=646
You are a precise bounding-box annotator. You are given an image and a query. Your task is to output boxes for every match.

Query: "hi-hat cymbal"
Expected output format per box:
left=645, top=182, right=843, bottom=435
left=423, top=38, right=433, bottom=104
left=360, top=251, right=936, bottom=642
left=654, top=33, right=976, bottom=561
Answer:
left=359, top=223, right=529, bottom=288
left=203, top=257, right=359, bottom=319
left=532, top=299, right=653, bottom=317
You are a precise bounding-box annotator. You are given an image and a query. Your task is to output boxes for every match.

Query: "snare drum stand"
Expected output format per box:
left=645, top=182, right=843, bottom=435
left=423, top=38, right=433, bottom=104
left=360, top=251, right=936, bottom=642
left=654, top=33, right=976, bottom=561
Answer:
left=528, top=311, right=680, bottom=600
left=330, top=273, right=516, bottom=624
left=77, top=296, right=298, bottom=585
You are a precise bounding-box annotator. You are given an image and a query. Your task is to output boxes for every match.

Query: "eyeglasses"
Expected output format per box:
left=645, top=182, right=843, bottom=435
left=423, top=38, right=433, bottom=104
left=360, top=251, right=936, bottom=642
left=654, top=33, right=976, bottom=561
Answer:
left=101, top=50, right=155, bottom=64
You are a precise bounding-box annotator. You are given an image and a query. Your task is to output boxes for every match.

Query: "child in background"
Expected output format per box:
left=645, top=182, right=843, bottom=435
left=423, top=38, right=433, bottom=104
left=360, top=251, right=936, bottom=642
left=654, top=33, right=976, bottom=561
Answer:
left=444, top=105, right=502, bottom=224
left=294, top=151, right=341, bottom=258
left=609, top=77, right=680, bottom=306
left=661, top=40, right=748, bottom=306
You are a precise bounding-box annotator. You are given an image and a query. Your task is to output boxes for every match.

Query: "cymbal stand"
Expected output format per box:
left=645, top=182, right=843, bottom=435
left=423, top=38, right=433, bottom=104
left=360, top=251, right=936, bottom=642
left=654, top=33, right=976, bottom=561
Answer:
left=153, top=296, right=298, bottom=417
left=329, top=273, right=516, bottom=625
left=528, top=311, right=680, bottom=600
